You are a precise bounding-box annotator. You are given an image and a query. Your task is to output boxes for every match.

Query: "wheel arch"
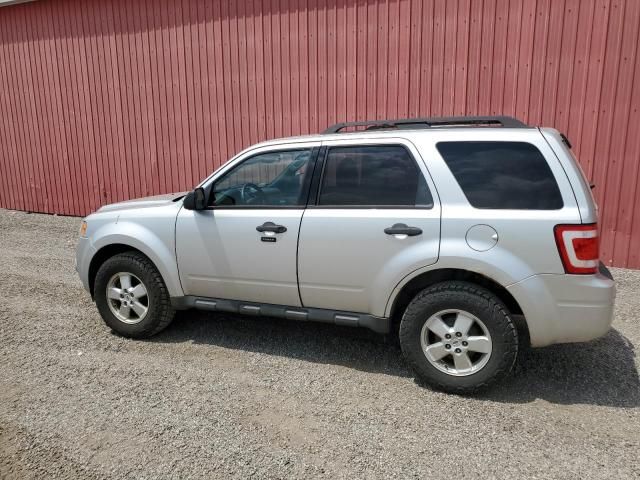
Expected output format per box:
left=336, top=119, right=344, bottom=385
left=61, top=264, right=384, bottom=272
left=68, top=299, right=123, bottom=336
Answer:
left=388, top=268, right=529, bottom=344
left=89, top=245, right=149, bottom=297
left=88, top=240, right=182, bottom=299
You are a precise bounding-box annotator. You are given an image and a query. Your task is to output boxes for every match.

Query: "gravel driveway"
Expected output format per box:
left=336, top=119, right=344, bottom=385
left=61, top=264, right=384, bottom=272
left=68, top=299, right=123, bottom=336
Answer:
left=0, top=208, right=638, bottom=479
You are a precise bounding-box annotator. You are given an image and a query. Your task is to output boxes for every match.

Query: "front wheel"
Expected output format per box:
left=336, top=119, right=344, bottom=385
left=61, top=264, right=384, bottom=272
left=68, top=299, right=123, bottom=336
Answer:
left=94, top=252, right=175, bottom=338
left=399, top=281, right=518, bottom=394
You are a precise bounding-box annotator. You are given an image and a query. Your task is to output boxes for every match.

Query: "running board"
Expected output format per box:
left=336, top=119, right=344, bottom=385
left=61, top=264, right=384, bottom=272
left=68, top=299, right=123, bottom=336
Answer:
left=170, top=296, right=390, bottom=334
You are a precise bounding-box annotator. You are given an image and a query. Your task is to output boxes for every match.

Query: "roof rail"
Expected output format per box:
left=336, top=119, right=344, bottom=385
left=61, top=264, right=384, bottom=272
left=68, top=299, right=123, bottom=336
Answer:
left=322, top=115, right=528, bottom=134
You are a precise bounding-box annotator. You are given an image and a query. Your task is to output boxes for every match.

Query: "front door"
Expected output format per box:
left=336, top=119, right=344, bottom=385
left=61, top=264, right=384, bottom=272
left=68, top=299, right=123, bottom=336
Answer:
left=176, top=144, right=319, bottom=306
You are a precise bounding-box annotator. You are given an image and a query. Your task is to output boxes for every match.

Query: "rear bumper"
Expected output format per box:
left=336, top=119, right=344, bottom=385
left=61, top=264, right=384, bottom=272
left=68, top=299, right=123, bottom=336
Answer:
left=507, top=263, right=616, bottom=347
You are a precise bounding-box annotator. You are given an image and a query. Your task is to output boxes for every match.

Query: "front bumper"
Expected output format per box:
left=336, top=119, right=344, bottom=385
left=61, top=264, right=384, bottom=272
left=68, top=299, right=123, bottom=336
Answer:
left=76, top=237, right=96, bottom=293
left=507, top=263, right=616, bottom=347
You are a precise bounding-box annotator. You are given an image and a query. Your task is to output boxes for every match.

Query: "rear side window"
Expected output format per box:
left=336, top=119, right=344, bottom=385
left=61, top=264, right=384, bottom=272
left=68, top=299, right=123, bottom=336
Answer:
left=436, top=141, right=563, bottom=210
left=317, top=145, right=433, bottom=207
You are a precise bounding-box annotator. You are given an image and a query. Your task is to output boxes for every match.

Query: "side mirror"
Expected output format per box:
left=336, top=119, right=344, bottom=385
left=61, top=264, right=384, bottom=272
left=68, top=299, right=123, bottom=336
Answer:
left=183, top=187, right=207, bottom=211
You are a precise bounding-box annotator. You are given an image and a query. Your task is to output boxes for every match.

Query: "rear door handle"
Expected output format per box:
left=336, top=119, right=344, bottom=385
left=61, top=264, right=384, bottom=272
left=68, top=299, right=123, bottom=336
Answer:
left=256, top=221, right=287, bottom=234
left=384, top=223, right=422, bottom=236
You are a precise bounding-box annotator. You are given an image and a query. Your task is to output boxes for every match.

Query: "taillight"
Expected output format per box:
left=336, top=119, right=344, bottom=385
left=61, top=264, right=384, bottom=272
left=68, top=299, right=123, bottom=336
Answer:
left=554, top=224, right=599, bottom=274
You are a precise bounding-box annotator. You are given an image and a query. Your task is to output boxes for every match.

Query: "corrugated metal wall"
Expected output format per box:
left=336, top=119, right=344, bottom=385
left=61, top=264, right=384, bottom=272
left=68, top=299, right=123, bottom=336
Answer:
left=0, top=0, right=639, bottom=267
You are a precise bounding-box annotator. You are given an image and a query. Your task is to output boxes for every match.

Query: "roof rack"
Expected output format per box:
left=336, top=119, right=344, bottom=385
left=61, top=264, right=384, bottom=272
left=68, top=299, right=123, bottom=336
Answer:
left=322, top=115, right=528, bottom=134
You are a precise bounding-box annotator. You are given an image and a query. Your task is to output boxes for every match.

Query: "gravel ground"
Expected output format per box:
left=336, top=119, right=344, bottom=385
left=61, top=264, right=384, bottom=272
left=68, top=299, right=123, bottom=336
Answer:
left=0, top=208, right=638, bottom=479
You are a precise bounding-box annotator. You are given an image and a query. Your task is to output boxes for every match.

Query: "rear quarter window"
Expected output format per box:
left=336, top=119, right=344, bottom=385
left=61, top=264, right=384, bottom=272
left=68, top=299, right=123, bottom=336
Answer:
left=436, top=141, right=564, bottom=210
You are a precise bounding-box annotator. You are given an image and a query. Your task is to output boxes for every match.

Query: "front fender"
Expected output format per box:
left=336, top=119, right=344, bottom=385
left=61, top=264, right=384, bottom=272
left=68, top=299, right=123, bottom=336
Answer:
left=89, top=221, right=183, bottom=298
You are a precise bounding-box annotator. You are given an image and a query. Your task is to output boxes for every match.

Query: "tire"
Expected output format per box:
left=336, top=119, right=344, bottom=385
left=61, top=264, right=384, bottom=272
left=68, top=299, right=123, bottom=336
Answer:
left=94, top=251, right=175, bottom=338
left=399, top=281, right=518, bottom=394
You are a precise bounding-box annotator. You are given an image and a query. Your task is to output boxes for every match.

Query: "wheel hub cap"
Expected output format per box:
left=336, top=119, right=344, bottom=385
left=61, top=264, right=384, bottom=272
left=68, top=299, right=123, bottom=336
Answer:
left=106, top=272, right=150, bottom=325
left=420, top=309, right=492, bottom=377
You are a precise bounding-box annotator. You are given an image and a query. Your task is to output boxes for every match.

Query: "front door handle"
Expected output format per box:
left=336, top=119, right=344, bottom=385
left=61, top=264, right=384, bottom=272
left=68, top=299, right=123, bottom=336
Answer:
left=256, top=222, right=287, bottom=234
left=384, top=223, right=422, bottom=236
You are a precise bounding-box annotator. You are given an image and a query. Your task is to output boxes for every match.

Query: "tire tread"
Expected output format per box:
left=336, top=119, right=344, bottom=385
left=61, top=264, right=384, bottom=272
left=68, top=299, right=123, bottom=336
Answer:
left=399, top=281, right=518, bottom=394
left=94, top=251, right=175, bottom=338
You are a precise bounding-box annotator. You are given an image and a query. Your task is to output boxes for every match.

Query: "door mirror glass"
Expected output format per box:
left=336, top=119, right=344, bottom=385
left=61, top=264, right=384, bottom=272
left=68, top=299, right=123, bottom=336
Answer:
left=183, top=187, right=207, bottom=210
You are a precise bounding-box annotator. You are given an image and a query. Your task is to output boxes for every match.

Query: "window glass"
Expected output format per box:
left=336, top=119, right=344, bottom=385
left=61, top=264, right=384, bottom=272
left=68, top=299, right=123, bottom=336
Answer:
left=436, top=141, right=563, bottom=210
left=212, top=149, right=312, bottom=207
left=317, top=145, right=433, bottom=207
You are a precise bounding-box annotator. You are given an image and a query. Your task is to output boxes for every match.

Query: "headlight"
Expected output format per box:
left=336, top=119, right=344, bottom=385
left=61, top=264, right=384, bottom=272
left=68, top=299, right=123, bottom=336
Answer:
left=79, top=221, right=88, bottom=238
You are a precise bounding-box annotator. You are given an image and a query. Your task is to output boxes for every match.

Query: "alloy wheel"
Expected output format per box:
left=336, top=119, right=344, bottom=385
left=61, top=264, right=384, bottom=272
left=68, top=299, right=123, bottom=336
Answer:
left=106, top=272, right=150, bottom=324
left=420, top=309, right=492, bottom=376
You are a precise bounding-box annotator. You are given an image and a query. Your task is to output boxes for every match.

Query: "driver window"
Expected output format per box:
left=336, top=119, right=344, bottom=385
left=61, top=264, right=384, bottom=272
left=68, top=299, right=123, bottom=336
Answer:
left=211, top=149, right=312, bottom=207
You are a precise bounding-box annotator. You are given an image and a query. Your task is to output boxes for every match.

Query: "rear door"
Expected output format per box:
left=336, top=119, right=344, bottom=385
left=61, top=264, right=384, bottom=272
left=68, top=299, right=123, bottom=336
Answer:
left=297, top=138, right=441, bottom=316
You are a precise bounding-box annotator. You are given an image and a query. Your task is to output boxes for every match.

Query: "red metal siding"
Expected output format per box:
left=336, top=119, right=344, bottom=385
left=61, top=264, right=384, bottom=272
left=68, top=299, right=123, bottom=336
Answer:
left=0, top=0, right=639, bottom=267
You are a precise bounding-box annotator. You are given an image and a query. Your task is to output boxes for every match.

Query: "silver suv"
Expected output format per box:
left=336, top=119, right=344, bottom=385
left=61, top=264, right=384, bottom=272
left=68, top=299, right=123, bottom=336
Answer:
left=76, top=116, right=615, bottom=393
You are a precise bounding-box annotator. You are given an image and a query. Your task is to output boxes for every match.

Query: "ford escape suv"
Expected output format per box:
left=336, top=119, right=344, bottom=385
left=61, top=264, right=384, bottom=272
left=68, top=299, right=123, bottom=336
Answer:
left=76, top=116, right=616, bottom=393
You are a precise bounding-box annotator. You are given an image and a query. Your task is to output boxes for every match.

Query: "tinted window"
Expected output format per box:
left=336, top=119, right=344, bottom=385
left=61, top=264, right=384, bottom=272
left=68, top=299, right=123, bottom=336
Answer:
left=211, top=149, right=312, bottom=207
left=318, top=146, right=433, bottom=207
left=436, top=141, right=563, bottom=210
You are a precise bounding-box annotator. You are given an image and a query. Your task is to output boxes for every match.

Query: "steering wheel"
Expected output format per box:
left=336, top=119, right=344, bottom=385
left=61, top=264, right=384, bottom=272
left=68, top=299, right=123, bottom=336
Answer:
left=240, top=183, right=266, bottom=204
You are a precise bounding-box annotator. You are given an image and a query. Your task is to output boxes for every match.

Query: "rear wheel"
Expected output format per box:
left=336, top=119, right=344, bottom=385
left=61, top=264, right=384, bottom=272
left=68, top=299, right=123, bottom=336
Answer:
left=94, top=252, right=175, bottom=338
left=399, top=281, right=518, bottom=394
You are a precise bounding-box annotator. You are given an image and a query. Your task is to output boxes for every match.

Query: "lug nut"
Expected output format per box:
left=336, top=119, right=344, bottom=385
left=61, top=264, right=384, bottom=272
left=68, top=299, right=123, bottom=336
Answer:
left=455, top=348, right=461, bottom=353
left=445, top=344, right=451, bottom=349
left=455, top=332, right=462, bottom=337
left=462, top=341, right=468, bottom=346
left=445, top=333, right=452, bottom=339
